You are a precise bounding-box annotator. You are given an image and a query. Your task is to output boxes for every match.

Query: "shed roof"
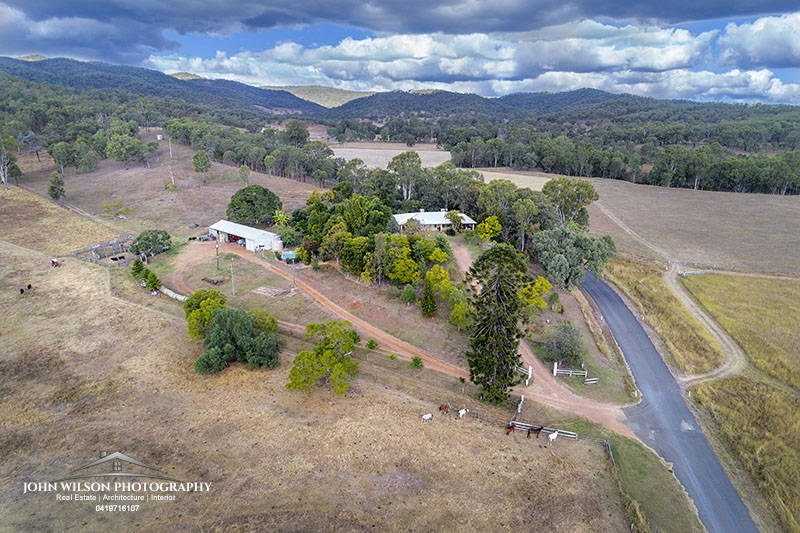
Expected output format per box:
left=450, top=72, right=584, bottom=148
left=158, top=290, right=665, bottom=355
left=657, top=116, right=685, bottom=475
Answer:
left=393, top=210, right=476, bottom=227
left=210, top=220, right=278, bottom=242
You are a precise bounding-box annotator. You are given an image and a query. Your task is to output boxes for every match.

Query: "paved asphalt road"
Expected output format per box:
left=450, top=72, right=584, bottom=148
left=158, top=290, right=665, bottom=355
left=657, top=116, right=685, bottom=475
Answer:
left=581, top=271, right=758, bottom=533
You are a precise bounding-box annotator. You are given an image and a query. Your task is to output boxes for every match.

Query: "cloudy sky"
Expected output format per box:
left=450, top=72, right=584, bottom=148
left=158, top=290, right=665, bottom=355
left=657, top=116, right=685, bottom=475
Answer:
left=2, top=1, right=800, bottom=102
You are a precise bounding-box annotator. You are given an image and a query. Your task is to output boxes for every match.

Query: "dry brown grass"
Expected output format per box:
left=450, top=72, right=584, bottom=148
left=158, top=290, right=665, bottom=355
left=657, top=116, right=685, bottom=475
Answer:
left=0, top=240, right=628, bottom=532
left=693, top=377, right=800, bottom=532
left=17, top=128, right=319, bottom=240
left=330, top=142, right=451, bottom=168
left=682, top=274, right=800, bottom=390
left=0, top=187, right=119, bottom=255
left=585, top=178, right=800, bottom=274
left=604, top=255, right=725, bottom=374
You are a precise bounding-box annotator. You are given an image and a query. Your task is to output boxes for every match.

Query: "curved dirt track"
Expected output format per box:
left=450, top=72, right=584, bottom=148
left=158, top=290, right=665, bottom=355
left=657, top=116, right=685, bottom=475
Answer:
left=596, top=200, right=752, bottom=384
left=173, top=241, right=632, bottom=436
left=663, top=264, right=749, bottom=386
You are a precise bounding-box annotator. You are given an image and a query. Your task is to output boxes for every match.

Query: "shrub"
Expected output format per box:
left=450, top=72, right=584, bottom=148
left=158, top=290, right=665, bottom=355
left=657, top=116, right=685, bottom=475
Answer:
left=543, top=322, right=585, bottom=368
left=388, top=353, right=397, bottom=361
left=401, top=284, right=416, bottom=305
left=145, top=271, right=161, bottom=290
left=366, top=339, right=378, bottom=350
left=385, top=285, right=400, bottom=299
left=462, top=229, right=477, bottom=244
left=311, top=254, right=320, bottom=270
left=139, top=267, right=151, bottom=282
left=248, top=308, right=279, bottom=335
left=130, top=258, right=143, bottom=277
left=286, top=321, right=359, bottom=395
left=445, top=228, right=456, bottom=236
left=194, top=308, right=280, bottom=373
left=548, top=292, right=560, bottom=310
left=277, top=226, right=301, bottom=246
left=559, top=304, right=565, bottom=314
left=409, top=356, right=424, bottom=370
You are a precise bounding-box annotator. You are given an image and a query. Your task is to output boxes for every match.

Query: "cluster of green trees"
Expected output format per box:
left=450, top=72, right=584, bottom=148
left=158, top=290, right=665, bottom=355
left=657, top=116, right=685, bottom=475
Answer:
left=131, top=258, right=162, bottom=291
left=130, top=229, right=172, bottom=257
left=182, top=290, right=280, bottom=374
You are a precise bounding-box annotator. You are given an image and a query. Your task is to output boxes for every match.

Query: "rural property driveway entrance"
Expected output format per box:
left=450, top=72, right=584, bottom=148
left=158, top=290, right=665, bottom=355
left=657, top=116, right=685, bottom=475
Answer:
left=581, top=271, right=757, bottom=533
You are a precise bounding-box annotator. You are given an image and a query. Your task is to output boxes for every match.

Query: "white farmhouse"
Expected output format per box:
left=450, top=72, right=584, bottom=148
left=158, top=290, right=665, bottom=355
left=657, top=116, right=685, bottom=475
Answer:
left=393, top=209, right=477, bottom=233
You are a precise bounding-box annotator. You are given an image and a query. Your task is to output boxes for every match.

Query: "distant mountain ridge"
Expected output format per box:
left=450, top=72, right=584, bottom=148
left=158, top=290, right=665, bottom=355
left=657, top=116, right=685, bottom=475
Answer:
left=0, top=57, right=325, bottom=115
left=261, top=85, right=374, bottom=108
left=497, top=88, right=624, bottom=114
left=324, top=89, right=515, bottom=119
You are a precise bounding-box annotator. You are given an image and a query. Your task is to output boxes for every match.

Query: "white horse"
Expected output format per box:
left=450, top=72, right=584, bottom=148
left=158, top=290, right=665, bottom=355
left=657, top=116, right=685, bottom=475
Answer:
left=457, top=408, right=469, bottom=419
left=548, top=430, right=559, bottom=446
left=421, top=413, right=433, bottom=422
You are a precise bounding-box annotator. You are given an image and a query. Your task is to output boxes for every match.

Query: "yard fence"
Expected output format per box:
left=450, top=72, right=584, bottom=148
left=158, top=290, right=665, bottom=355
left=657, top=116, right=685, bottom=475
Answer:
left=553, top=361, right=588, bottom=378
left=70, top=236, right=135, bottom=267
left=516, top=364, right=533, bottom=386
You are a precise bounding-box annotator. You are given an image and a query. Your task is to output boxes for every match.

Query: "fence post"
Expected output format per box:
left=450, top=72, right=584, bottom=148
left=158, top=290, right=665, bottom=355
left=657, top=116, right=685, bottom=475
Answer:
left=527, top=365, right=532, bottom=386
left=517, top=394, right=524, bottom=414
left=553, top=362, right=558, bottom=376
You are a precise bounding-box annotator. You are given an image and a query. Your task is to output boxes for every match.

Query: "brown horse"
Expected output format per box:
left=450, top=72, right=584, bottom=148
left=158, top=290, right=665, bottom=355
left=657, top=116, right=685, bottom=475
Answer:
left=506, top=422, right=515, bottom=436
left=438, top=404, right=449, bottom=415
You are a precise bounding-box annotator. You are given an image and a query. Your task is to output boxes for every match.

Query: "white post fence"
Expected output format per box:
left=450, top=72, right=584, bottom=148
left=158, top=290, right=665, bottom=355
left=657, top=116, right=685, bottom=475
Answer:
left=516, top=364, right=533, bottom=386
left=553, top=362, right=599, bottom=385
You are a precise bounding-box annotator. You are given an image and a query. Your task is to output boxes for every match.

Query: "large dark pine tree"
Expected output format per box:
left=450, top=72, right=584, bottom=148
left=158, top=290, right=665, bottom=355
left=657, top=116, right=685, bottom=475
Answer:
left=465, top=243, right=531, bottom=403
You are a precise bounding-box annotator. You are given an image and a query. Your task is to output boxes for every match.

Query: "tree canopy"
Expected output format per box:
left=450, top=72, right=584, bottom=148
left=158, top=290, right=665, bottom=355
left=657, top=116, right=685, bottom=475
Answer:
left=286, top=321, right=360, bottom=395
left=226, top=185, right=283, bottom=226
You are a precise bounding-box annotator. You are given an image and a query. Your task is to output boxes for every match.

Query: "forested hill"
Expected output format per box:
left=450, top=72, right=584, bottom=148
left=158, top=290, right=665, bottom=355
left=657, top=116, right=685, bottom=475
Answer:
left=497, top=89, right=624, bottom=114
left=324, top=90, right=515, bottom=119
left=0, top=57, right=325, bottom=115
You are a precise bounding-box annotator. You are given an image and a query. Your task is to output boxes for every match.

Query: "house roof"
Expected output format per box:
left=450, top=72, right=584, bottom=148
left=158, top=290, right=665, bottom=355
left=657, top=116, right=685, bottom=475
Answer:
left=393, top=210, right=476, bottom=226
left=210, top=220, right=278, bottom=242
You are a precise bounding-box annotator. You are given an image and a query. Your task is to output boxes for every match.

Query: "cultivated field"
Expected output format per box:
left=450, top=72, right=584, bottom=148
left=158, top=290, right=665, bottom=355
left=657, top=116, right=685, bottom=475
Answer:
left=604, top=256, right=725, bottom=374
left=16, top=128, right=319, bottom=240
left=0, top=203, right=634, bottom=532
left=680, top=274, right=800, bottom=532
left=330, top=142, right=451, bottom=168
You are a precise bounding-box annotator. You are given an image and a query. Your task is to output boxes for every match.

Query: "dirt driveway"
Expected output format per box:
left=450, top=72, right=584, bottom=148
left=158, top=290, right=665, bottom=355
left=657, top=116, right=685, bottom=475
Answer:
left=172, top=240, right=633, bottom=436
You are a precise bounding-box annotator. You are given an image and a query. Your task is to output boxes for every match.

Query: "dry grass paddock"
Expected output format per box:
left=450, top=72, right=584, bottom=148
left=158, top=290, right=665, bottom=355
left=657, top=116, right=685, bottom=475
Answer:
left=0, top=237, right=630, bottom=532
left=682, top=274, right=800, bottom=390
left=16, top=128, right=319, bottom=240
left=330, top=142, right=451, bottom=169
left=0, top=187, right=119, bottom=256
left=585, top=179, right=800, bottom=274
left=604, top=256, right=725, bottom=374
left=680, top=274, right=800, bottom=532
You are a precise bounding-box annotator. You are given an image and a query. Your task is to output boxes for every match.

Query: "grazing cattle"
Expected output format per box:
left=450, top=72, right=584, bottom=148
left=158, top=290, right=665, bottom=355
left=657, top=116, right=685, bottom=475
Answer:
left=27, top=284, right=32, bottom=290
left=19, top=288, right=25, bottom=295
left=421, top=413, right=433, bottom=423
left=506, top=422, right=515, bottom=435
left=458, top=408, right=469, bottom=419
left=438, top=404, right=449, bottom=415
left=51, top=259, right=59, bottom=267
left=548, top=430, right=559, bottom=446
